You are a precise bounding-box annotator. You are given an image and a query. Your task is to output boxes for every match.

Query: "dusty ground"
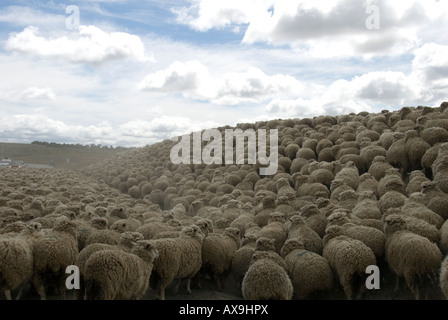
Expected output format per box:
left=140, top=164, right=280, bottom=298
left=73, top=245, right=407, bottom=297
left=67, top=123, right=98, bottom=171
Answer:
left=6, top=266, right=444, bottom=301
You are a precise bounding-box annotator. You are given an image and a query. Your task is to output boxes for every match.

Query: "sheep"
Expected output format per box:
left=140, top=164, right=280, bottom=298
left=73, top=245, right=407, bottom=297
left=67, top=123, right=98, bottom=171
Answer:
left=356, top=173, right=379, bottom=197
left=352, top=191, right=382, bottom=220
left=83, top=229, right=122, bottom=247
left=440, top=219, right=448, bottom=255
left=230, top=234, right=257, bottom=288
left=378, top=190, right=407, bottom=214
left=400, top=193, right=444, bottom=229
left=334, top=161, right=360, bottom=190
left=275, top=178, right=297, bottom=205
left=322, top=227, right=377, bottom=300
left=406, top=171, right=431, bottom=196
left=421, top=181, right=448, bottom=220
left=258, top=212, right=287, bottom=254
left=286, top=215, right=323, bottom=255
left=136, top=219, right=182, bottom=240
left=0, top=222, right=42, bottom=300
left=382, top=210, right=441, bottom=244
left=84, top=239, right=159, bottom=300
left=241, top=250, right=293, bottom=300
left=386, top=132, right=407, bottom=176
left=405, top=130, right=431, bottom=172
left=368, top=156, right=394, bottom=182
left=149, top=225, right=204, bottom=300
left=299, top=204, right=327, bottom=238
left=280, top=239, right=334, bottom=300
left=324, top=224, right=385, bottom=259
left=383, top=214, right=442, bottom=299
left=327, top=210, right=385, bottom=232
left=75, top=231, right=144, bottom=300
left=32, top=217, right=79, bottom=300
left=199, top=227, right=241, bottom=291
left=440, top=256, right=448, bottom=300
left=377, top=168, right=406, bottom=197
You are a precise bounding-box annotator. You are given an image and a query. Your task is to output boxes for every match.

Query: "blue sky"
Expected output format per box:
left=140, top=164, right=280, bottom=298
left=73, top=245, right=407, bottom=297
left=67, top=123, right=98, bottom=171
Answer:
left=0, top=0, right=447, bottom=147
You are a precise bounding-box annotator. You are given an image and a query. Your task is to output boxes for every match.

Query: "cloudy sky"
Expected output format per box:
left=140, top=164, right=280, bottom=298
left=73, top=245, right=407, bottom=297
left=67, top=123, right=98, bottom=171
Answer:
left=0, top=0, right=447, bottom=147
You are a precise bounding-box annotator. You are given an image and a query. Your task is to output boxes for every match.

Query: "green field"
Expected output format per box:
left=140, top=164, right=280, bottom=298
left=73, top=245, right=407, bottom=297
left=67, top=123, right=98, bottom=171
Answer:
left=0, top=142, right=131, bottom=171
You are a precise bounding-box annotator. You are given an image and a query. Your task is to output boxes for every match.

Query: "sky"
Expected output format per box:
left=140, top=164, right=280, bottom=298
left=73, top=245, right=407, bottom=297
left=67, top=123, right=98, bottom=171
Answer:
left=0, top=0, right=447, bottom=147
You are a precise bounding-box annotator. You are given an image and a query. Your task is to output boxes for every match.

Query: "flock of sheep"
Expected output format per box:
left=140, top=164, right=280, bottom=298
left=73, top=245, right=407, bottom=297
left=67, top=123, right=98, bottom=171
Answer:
left=1, top=103, right=448, bottom=300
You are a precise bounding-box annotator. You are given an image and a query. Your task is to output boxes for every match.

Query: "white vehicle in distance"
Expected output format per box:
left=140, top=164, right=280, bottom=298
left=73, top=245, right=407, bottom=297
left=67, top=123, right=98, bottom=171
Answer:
left=0, top=158, right=11, bottom=168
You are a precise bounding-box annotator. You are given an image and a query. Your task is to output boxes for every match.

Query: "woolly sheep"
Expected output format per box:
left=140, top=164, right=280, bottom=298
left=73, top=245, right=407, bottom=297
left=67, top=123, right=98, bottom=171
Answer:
left=199, top=227, right=241, bottom=291
left=377, top=168, right=406, bottom=197
left=241, top=250, right=293, bottom=300
left=440, top=219, right=448, bottom=255
left=280, top=238, right=333, bottom=299
left=149, top=225, right=204, bottom=300
left=440, top=256, right=448, bottom=300
left=356, top=173, right=379, bottom=197
left=368, top=156, right=394, bottom=182
left=258, top=212, right=287, bottom=254
left=299, top=204, right=327, bottom=238
left=84, top=239, right=159, bottom=300
left=230, top=234, right=257, bottom=288
left=406, top=171, right=431, bottom=196
left=75, top=231, right=144, bottom=300
left=386, top=133, right=407, bottom=176
left=286, top=215, right=323, bottom=255
left=0, top=222, right=42, bottom=300
left=32, top=217, right=79, bottom=300
left=421, top=181, right=448, bottom=220
left=334, top=161, right=360, bottom=191
left=325, top=224, right=385, bottom=259
left=400, top=193, right=444, bottom=229
left=352, top=191, right=382, bottom=220
left=384, top=214, right=442, bottom=300
left=322, top=228, right=376, bottom=300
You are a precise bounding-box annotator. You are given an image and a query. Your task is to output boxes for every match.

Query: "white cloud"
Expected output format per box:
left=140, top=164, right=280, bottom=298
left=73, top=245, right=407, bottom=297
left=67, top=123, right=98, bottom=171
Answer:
left=137, top=60, right=211, bottom=94
left=173, top=0, right=273, bottom=32
left=6, top=25, right=154, bottom=64
left=0, top=6, right=65, bottom=30
left=19, top=87, right=56, bottom=100
left=175, top=0, right=447, bottom=58
left=138, top=60, right=303, bottom=104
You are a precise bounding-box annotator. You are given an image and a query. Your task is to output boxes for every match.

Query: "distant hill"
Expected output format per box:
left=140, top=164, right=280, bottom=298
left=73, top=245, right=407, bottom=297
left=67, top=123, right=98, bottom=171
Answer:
left=0, top=141, right=132, bottom=171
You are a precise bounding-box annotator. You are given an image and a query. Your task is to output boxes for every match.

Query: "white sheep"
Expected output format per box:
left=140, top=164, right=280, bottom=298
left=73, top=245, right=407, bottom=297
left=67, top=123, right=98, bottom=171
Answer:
left=199, top=227, right=241, bottom=291
left=32, top=217, right=79, bottom=300
left=440, top=255, right=448, bottom=300
left=322, top=226, right=377, bottom=300
left=75, top=231, right=144, bottom=300
left=84, top=239, right=159, bottom=300
left=0, top=222, right=42, bottom=300
left=384, top=214, right=442, bottom=300
left=286, top=215, right=323, bottom=255
left=149, top=225, right=204, bottom=300
left=241, top=250, right=293, bottom=300
left=280, top=238, right=334, bottom=299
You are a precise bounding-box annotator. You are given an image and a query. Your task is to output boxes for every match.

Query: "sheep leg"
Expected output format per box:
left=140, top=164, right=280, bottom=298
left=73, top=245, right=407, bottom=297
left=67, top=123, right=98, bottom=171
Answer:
left=213, top=273, right=223, bottom=292
left=405, top=273, right=419, bottom=300
left=15, top=287, right=24, bottom=300
left=185, top=278, right=192, bottom=295
left=4, top=289, right=12, bottom=301
left=32, top=275, right=47, bottom=300
left=171, top=279, right=181, bottom=295
left=341, top=275, right=353, bottom=300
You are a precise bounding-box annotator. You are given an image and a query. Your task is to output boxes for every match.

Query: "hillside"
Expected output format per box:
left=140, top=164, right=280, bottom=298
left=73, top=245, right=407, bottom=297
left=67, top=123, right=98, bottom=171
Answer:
left=1, top=103, right=448, bottom=301
left=0, top=141, right=131, bottom=171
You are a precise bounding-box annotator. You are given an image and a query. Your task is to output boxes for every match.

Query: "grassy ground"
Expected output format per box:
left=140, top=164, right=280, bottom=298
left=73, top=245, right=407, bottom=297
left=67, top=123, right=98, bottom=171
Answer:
left=0, top=142, right=130, bottom=171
